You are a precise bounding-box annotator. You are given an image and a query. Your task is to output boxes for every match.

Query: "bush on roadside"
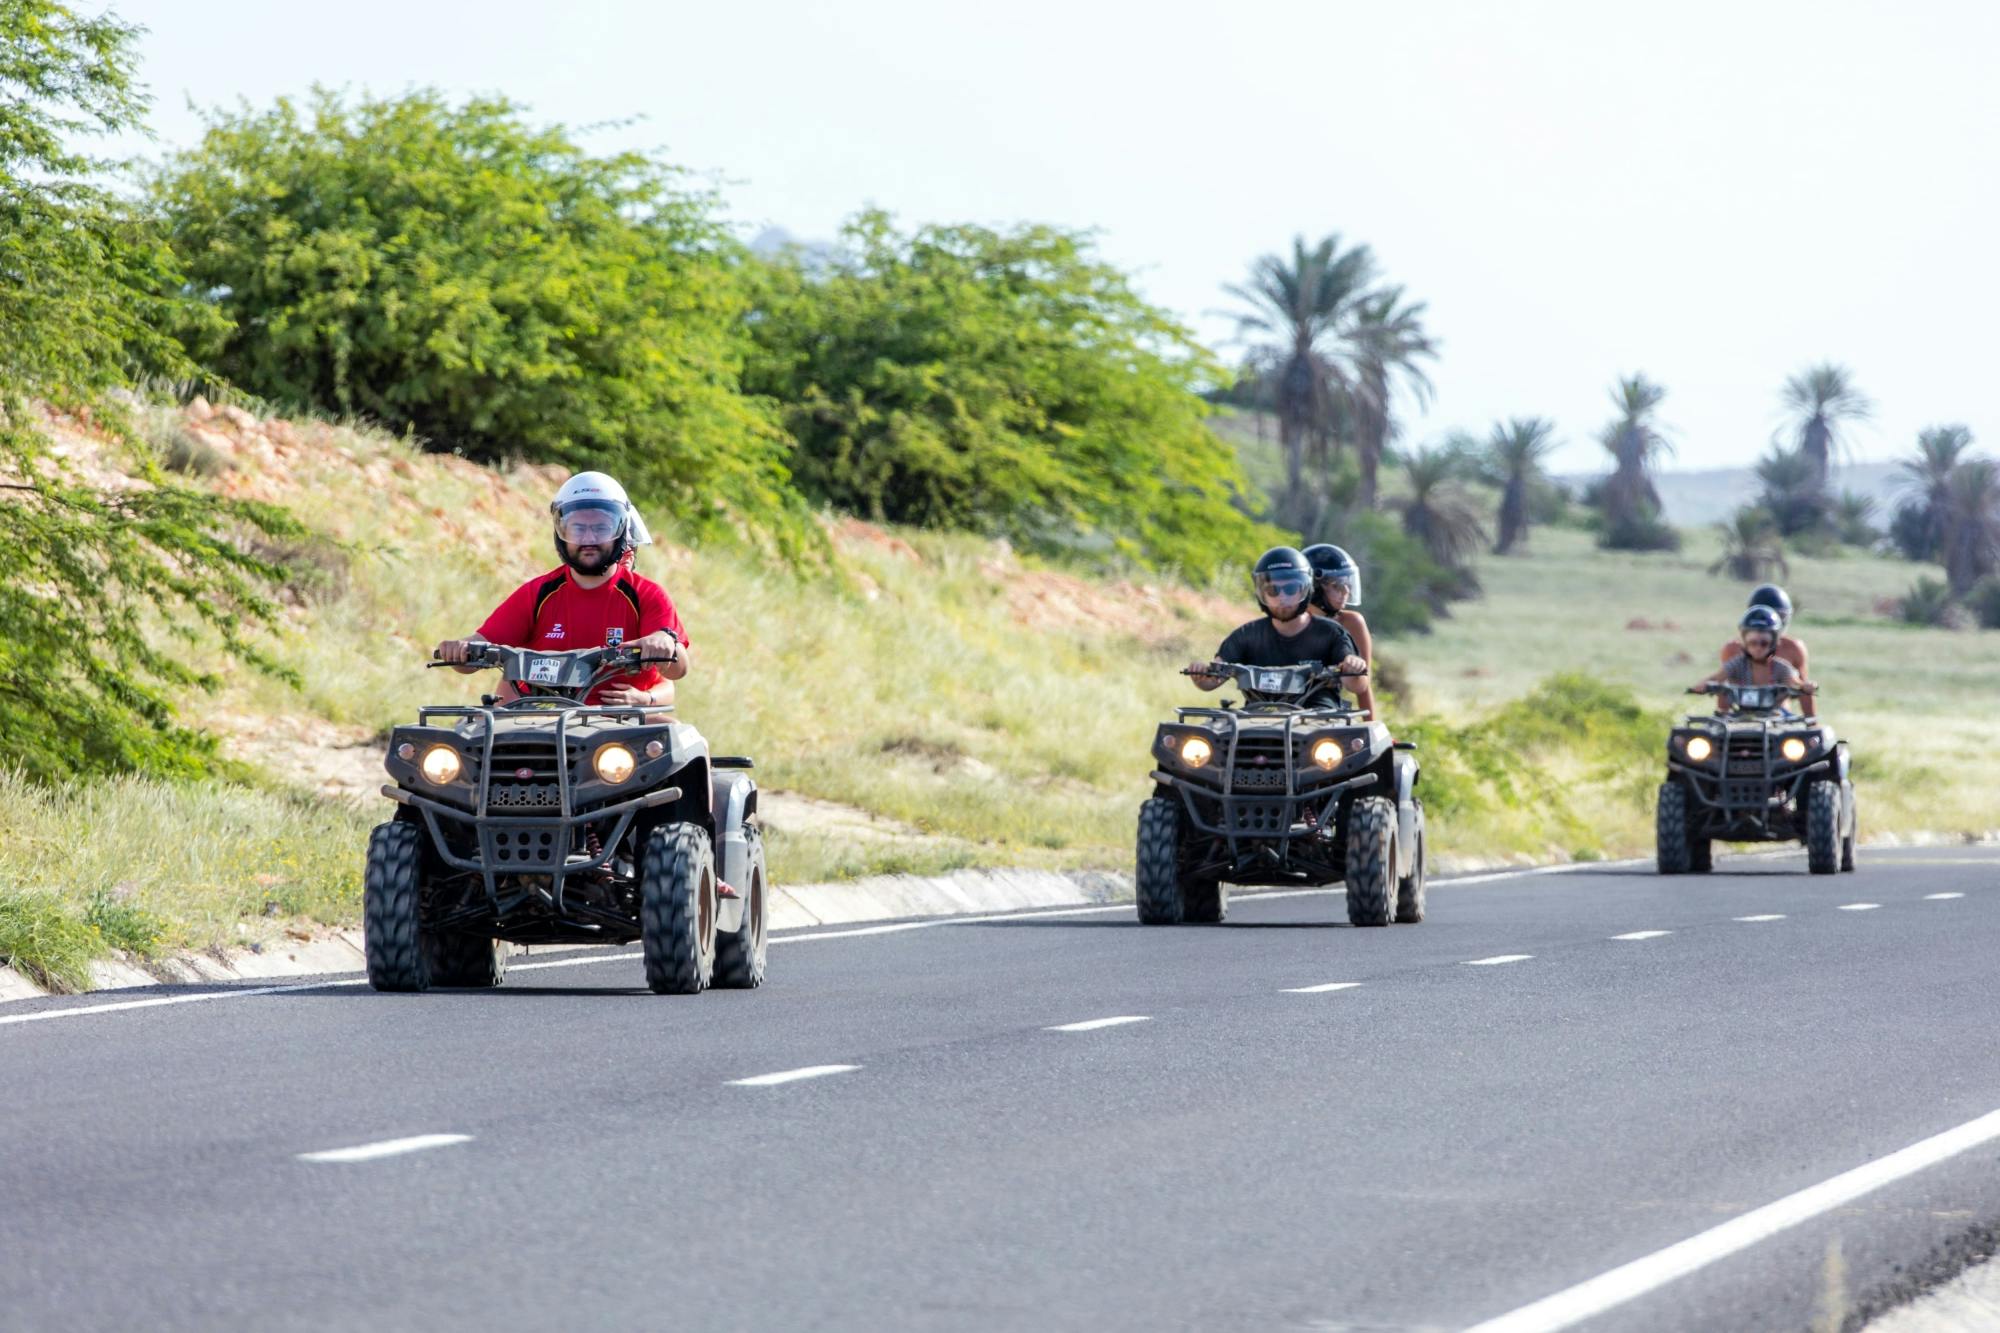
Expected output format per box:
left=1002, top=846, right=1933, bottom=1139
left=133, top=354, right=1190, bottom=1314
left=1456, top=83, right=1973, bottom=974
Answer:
left=1964, top=575, right=2000, bottom=630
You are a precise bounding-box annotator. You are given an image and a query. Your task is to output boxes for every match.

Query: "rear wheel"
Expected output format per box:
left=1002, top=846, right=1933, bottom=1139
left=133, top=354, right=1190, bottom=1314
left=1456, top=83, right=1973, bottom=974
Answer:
left=1135, top=798, right=1184, bottom=925
left=1183, top=876, right=1227, bottom=924
left=1805, top=781, right=1840, bottom=875
left=1690, top=836, right=1713, bottom=874
left=1395, top=803, right=1427, bottom=923
left=1655, top=783, right=1692, bottom=875
left=714, top=827, right=769, bottom=988
left=641, top=823, right=718, bottom=993
left=1344, top=797, right=1396, bottom=927
left=364, top=822, right=430, bottom=992
left=1841, top=787, right=1858, bottom=873
left=426, top=932, right=506, bottom=988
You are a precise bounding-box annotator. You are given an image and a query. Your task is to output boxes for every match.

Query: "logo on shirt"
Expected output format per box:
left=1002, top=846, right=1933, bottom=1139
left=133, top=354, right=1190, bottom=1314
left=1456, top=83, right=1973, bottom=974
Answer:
left=605, top=627, right=625, bottom=648
left=546, top=622, right=565, bottom=641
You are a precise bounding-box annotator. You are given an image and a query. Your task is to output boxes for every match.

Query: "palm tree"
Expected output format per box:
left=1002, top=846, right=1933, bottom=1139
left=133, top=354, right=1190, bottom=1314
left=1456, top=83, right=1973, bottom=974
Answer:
left=1753, top=447, right=1832, bottom=537
left=1394, top=445, right=1488, bottom=579
left=1488, top=417, right=1558, bottom=555
left=1225, top=236, right=1380, bottom=521
left=1891, top=424, right=1974, bottom=561
left=1597, top=374, right=1677, bottom=550
left=1832, top=490, right=1879, bottom=547
left=1710, top=507, right=1789, bottom=582
left=1781, top=362, right=1872, bottom=487
left=1348, top=286, right=1438, bottom=509
left=1941, top=457, right=2000, bottom=594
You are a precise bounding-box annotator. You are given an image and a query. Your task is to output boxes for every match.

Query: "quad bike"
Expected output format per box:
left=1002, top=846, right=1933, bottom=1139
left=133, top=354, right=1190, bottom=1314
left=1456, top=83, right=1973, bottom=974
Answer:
left=1137, top=661, right=1426, bottom=928
left=1656, top=681, right=1856, bottom=876
left=364, top=642, right=767, bottom=993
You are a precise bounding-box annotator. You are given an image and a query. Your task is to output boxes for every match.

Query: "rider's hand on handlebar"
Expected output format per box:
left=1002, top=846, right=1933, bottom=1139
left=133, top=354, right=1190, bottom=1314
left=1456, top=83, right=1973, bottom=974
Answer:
left=1184, top=659, right=1223, bottom=680
left=1337, top=654, right=1368, bottom=677
left=633, top=630, right=681, bottom=664
left=434, top=638, right=480, bottom=665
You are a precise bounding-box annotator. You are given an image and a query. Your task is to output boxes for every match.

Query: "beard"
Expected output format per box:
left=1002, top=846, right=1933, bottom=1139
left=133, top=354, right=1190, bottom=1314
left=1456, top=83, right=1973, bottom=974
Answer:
left=564, top=543, right=615, bottom=576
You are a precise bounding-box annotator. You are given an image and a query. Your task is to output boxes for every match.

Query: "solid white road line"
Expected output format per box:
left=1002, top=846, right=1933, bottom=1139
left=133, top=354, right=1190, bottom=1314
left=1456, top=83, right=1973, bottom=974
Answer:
left=297, top=1133, right=471, bottom=1164
left=1735, top=914, right=1787, bottom=922
left=0, top=979, right=364, bottom=1026
left=1046, top=1015, right=1151, bottom=1032
left=1463, top=1105, right=2000, bottom=1333
left=726, top=1064, right=859, bottom=1087
left=1281, top=982, right=1364, bottom=994
left=1463, top=954, right=1533, bottom=966
left=1838, top=903, right=1881, bottom=912
left=1610, top=931, right=1672, bottom=941
left=1925, top=892, right=1966, bottom=901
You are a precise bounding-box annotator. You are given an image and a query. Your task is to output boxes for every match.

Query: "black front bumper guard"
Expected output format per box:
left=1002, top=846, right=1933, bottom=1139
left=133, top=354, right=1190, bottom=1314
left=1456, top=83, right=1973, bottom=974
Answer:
left=383, top=782, right=683, bottom=920
left=1154, top=768, right=1378, bottom=879
left=1668, top=757, right=1831, bottom=839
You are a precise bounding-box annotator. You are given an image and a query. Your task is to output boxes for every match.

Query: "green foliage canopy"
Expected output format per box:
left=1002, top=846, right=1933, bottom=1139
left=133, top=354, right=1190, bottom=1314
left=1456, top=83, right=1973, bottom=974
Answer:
left=1, top=1, right=296, bottom=783
left=150, top=90, right=799, bottom=543
left=744, top=212, right=1282, bottom=580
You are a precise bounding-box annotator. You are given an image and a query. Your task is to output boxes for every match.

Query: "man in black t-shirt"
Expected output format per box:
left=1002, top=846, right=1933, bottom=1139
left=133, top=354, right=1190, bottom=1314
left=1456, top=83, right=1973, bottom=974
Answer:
left=1188, top=546, right=1368, bottom=692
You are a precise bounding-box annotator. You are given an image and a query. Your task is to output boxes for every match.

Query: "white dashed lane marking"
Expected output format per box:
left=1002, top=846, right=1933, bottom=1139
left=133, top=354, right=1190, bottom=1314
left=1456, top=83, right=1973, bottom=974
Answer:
left=1925, top=892, right=1965, bottom=901
left=726, top=1065, right=860, bottom=1087
left=1046, top=1016, right=1151, bottom=1032
left=1463, top=955, right=1533, bottom=966
left=1611, top=931, right=1672, bottom=941
left=1281, top=982, right=1363, bottom=994
left=1838, top=903, right=1881, bottom=912
left=1735, top=914, right=1787, bottom=923
left=297, top=1134, right=471, bottom=1164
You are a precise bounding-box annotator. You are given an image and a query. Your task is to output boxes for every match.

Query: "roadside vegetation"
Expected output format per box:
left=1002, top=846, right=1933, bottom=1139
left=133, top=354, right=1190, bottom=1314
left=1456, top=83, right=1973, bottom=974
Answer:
left=2, top=3, right=1994, bottom=990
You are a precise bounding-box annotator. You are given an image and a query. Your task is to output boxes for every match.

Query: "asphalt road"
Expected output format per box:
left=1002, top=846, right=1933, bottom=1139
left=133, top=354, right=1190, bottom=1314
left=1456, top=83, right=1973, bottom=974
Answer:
left=2, top=845, right=1997, bottom=1332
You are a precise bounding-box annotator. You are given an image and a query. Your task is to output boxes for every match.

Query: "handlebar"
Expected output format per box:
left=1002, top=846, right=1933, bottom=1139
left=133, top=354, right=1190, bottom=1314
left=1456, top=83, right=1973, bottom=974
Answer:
left=1182, top=662, right=1367, bottom=680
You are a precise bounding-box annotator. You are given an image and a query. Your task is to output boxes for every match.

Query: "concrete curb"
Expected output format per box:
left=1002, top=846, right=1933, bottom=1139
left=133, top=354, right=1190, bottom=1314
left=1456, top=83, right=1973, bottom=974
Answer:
left=1864, top=1255, right=2000, bottom=1332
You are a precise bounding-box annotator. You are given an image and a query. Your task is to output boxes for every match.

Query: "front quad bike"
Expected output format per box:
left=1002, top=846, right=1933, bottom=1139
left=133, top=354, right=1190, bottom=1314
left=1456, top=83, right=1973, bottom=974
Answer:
left=1137, top=662, right=1427, bottom=928
left=364, top=644, right=768, bottom=994
left=1655, top=681, right=1857, bottom=877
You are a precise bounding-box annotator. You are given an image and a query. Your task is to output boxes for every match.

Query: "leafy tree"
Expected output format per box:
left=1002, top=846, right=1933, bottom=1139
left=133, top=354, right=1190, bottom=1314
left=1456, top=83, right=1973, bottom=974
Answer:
left=1487, top=417, right=1558, bottom=554
left=150, top=89, right=799, bottom=544
left=743, top=212, right=1280, bottom=580
left=1224, top=235, right=1380, bottom=523
left=1940, top=457, right=2000, bottom=594
left=1780, top=361, right=1871, bottom=488
left=1890, top=424, right=1974, bottom=561
left=1595, top=374, right=1679, bottom=551
left=1752, top=446, right=1832, bottom=538
left=1392, top=446, right=1486, bottom=591
left=1, top=1, right=296, bottom=781
left=1831, top=490, right=1879, bottom=547
left=1709, top=508, right=1789, bottom=582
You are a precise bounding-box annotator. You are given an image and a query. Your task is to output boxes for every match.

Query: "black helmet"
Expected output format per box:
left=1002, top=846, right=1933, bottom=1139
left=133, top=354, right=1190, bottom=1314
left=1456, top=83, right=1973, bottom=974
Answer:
left=1747, top=583, right=1792, bottom=629
left=1739, top=605, right=1784, bottom=637
left=1302, top=542, right=1363, bottom=612
left=1252, top=546, right=1315, bottom=620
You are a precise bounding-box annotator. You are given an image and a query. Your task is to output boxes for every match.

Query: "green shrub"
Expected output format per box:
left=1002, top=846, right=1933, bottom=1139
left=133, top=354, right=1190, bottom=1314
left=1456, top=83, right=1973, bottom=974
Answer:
left=743, top=212, right=1283, bottom=581
left=1897, top=576, right=1962, bottom=628
left=0, top=894, right=101, bottom=993
left=150, top=89, right=801, bottom=546
left=1965, top=575, right=2000, bottom=629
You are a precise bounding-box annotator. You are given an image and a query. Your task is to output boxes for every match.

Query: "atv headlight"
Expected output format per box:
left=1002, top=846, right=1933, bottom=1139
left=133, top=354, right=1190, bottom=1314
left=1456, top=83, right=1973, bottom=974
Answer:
left=1311, top=738, right=1342, bottom=770
left=1781, top=736, right=1808, bottom=762
left=1179, top=736, right=1213, bottom=769
left=593, top=743, right=637, bottom=785
left=1683, top=735, right=1713, bottom=763
left=420, top=745, right=462, bottom=785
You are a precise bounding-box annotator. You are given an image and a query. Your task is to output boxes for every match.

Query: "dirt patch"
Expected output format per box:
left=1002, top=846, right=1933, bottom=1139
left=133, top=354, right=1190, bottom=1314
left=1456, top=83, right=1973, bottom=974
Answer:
left=975, top=547, right=1238, bottom=649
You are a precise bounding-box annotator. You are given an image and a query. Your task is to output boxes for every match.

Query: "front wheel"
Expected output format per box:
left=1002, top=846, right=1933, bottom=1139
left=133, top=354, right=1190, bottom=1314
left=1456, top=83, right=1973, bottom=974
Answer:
left=1136, top=798, right=1185, bottom=925
left=641, top=823, right=718, bottom=994
left=714, top=827, right=769, bottom=988
left=1656, top=782, right=1692, bottom=875
left=1805, top=781, right=1840, bottom=875
left=1344, top=797, right=1396, bottom=927
left=364, top=822, right=431, bottom=992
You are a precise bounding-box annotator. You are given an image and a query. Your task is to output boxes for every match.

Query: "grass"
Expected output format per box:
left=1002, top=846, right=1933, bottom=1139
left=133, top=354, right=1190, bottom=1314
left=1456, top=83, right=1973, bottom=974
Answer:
left=6, top=406, right=1996, bottom=989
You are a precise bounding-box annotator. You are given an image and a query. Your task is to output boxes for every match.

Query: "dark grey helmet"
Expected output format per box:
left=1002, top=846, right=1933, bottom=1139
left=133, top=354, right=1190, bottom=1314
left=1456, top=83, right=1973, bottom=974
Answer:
left=1302, top=542, right=1362, bottom=612
left=1252, top=546, right=1315, bottom=619
left=1747, top=583, right=1792, bottom=629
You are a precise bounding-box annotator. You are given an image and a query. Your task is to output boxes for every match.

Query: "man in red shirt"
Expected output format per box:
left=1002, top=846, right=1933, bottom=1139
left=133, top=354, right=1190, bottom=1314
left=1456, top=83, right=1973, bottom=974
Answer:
left=434, top=472, right=688, bottom=705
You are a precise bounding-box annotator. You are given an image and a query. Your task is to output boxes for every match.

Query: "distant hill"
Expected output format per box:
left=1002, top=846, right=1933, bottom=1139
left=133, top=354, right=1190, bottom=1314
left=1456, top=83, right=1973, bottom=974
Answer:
left=1570, top=462, right=1905, bottom=529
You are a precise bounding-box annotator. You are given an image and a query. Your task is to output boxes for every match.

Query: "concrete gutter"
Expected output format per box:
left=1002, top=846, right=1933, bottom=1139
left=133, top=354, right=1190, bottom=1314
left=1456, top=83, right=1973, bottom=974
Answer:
left=1864, top=1254, right=2000, bottom=1332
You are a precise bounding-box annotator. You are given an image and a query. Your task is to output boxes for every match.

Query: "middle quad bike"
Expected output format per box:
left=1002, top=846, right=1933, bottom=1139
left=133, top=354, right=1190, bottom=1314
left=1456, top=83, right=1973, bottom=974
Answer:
left=1656, top=680, right=1856, bottom=876
left=1137, top=661, right=1427, bottom=928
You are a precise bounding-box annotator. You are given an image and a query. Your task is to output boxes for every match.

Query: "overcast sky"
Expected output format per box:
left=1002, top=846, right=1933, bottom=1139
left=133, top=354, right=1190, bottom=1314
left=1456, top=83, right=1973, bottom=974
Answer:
left=107, top=0, right=1999, bottom=474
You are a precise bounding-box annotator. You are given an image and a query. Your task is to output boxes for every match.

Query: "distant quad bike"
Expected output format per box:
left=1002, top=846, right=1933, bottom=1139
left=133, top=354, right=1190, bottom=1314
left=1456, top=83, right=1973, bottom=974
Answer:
left=364, top=643, right=767, bottom=993
left=1656, top=681, right=1856, bottom=876
left=1137, top=662, right=1426, bottom=928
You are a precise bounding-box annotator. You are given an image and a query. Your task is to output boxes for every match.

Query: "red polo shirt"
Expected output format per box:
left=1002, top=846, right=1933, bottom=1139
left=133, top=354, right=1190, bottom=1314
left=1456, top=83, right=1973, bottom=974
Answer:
left=478, top=567, right=688, bottom=701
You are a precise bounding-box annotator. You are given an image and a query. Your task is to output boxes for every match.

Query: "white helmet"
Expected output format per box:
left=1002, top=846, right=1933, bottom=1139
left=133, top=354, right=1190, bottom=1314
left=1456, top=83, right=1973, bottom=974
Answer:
left=550, top=471, right=652, bottom=573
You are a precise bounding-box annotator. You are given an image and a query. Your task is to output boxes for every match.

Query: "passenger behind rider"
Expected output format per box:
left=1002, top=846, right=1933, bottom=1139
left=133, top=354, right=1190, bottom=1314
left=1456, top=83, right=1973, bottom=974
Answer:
left=1303, top=542, right=1375, bottom=719
left=433, top=472, right=688, bottom=708
left=1719, top=583, right=1812, bottom=717
left=1188, top=546, right=1368, bottom=696
left=1695, top=606, right=1815, bottom=713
